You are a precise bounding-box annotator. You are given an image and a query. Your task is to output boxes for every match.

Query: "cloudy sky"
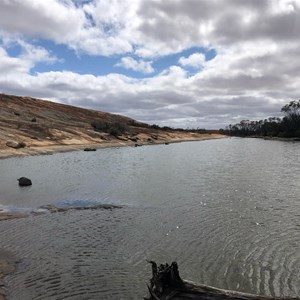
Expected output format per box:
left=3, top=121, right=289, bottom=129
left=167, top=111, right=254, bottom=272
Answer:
left=0, top=0, right=299, bottom=128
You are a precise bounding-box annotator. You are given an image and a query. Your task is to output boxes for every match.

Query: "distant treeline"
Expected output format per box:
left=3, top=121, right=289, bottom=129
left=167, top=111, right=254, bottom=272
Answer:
left=220, top=100, right=300, bottom=138
left=127, top=120, right=208, bottom=133
left=91, top=118, right=209, bottom=136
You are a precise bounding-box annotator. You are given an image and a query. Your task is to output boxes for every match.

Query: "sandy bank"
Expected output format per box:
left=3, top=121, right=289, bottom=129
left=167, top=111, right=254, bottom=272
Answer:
left=0, top=93, right=226, bottom=159
left=0, top=134, right=226, bottom=160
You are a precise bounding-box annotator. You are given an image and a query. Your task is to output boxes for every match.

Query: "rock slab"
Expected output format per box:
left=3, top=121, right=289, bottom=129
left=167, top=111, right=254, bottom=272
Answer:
left=18, top=177, right=32, bottom=186
left=6, top=140, right=22, bottom=149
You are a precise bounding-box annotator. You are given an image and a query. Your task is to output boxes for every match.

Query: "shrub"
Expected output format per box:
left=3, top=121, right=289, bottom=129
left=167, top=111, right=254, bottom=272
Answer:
left=19, top=141, right=26, bottom=148
left=91, top=120, right=126, bottom=136
left=128, top=120, right=149, bottom=128
left=150, top=124, right=160, bottom=130
left=108, top=127, right=121, bottom=136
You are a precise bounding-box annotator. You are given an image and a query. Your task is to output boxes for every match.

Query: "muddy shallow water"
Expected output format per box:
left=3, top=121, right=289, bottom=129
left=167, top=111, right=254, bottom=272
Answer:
left=1, top=138, right=300, bottom=299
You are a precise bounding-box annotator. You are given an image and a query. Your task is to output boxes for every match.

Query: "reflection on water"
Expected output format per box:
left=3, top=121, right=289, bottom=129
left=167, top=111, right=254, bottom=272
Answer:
left=1, top=138, right=300, bottom=299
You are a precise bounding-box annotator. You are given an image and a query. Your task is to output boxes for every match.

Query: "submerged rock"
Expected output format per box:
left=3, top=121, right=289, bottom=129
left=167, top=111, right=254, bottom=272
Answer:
left=130, top=137, right=138, bottom=142
left=0, top=212, right=28, bottom=221
left=0, top=251, right=18, bottom=300
left=18, top=177, right=32, bottom=186
left=40, top=203, right=122, bottom=213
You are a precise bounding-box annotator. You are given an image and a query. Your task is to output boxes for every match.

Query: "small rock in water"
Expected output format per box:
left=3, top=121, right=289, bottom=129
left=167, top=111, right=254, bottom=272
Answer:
left=18, top=177, right=32, bottom=186
left=84, top=148, right=96, bottom=151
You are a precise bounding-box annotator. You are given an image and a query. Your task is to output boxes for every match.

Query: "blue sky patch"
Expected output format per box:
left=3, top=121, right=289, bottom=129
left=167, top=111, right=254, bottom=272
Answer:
left=27, top=39, right=217, bottom=78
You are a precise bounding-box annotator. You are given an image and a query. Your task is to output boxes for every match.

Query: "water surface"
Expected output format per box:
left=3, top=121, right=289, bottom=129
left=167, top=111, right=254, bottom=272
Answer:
left=1, top=138, right=300, bottom=299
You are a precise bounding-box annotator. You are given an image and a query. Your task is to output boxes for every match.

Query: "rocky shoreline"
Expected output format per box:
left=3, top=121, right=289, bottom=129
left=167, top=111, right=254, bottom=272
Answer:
left=0, top=134, right=226, bottom=160
left=0, top=93, right=226, bottom=160
left=252, top=136, right=300, bottom=142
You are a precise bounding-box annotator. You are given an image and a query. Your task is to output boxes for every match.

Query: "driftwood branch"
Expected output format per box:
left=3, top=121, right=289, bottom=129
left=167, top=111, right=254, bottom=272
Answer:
left=145, top=261, right=300, bottom=300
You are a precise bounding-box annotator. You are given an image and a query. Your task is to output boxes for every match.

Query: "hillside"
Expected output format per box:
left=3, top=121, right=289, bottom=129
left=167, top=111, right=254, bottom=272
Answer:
left=0, top=94, right=224, bottom=158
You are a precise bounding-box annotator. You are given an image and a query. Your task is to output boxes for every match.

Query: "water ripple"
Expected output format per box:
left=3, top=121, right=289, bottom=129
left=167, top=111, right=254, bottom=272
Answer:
left=1, top=139, right=300, bottom=299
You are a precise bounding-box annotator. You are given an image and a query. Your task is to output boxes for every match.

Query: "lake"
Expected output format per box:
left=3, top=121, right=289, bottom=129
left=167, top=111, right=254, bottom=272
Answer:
left=1, top=137, right=300, bottom=299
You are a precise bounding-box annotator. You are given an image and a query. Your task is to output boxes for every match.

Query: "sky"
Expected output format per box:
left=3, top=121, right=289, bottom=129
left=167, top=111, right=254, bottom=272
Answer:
left=0, top=0, right=299, bottom=129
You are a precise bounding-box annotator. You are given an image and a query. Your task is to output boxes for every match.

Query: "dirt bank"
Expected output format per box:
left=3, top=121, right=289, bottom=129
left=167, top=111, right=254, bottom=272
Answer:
left=0, top=93, right=225, bottom=159
left=0, top=133, right=225, bottom=159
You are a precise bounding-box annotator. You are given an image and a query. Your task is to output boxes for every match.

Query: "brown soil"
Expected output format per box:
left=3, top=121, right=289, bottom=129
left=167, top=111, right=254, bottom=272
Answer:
left=0, top=93, right=225, bottom=159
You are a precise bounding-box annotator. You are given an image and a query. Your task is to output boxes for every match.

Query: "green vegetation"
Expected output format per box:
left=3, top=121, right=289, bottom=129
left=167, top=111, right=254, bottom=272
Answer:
left=92, top=119, right=209, bottom=136
left=91, top=120, right=126, bottom=136
left=19, top=141, right=26, bottom=148
left=149, top=124, right=208, bottom=133
left=221, top=100, right=300, bottom=138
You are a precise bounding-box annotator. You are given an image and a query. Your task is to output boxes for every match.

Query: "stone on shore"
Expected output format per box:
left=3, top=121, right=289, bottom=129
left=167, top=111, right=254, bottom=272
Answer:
left=6, top=140, right=25, bottom=149
left=18, top=177, right=32, bottom=186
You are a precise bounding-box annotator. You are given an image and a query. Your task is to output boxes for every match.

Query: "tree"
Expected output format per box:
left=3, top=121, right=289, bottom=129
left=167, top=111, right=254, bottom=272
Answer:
left=281, top=100, right=300, bottom=137
left=281, top=100, right=300, bottom=116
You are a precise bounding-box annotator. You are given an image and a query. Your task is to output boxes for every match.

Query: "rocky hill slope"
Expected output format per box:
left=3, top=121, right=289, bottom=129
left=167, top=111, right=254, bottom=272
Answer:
left=0, top=93, right=223, bottom=158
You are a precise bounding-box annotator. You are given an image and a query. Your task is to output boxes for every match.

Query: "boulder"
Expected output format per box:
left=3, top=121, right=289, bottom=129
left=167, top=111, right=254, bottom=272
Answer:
left=116, top=136, right=128, bottom=141
left=18, top=177, right=32, bottom=186
left=130, top=137, right=138, bottom=142
left=6, top=140, right=22, bottom=149
left=84, top=148, right=96, bottom=151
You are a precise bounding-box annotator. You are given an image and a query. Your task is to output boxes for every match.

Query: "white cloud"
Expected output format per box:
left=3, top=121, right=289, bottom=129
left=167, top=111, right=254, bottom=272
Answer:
left=0, top=47, right=30, bottom=75
left=1, top=0, right=300, bottom=128
left=0, top=0, right=133, bottom=56
left=179, top=53, right=205, bottom=68
left=18, top=40, right=59, bottom=65
left=115, top=57, right=154, bottom=74
left=0, top=0, right=86, bottom=41
left=0, top=0, right=300, bottom=59
left=0, top=38, right=59, bottom=76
